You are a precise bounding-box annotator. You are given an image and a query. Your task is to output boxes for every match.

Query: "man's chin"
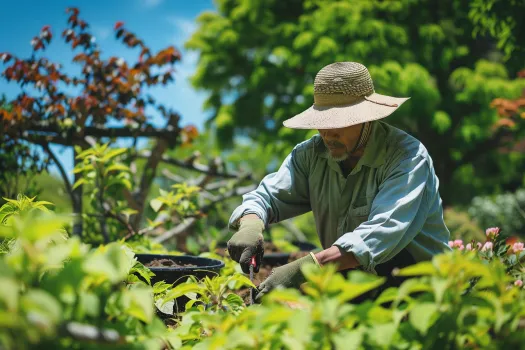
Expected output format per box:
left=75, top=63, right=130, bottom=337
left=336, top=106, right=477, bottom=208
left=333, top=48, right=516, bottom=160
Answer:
left=327, top=151, right=349, bottom=162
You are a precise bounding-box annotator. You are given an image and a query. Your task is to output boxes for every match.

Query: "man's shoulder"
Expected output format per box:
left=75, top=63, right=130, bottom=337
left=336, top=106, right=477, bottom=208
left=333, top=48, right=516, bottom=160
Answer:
left=381, top=122, right=429, bottom=161
left=293, top=134, right=320, bottom=154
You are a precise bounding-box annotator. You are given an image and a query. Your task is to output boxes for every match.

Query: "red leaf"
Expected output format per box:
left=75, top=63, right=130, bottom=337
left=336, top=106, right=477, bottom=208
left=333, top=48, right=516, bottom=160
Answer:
left=66, top=7, right=80, bottom=15
left=114, top=21, right=124, bottom=30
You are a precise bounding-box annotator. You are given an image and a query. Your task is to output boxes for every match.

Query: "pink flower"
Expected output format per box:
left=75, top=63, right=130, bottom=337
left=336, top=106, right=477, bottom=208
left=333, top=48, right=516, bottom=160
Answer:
left=515, top=280, right=523, bottom=287
left=485, top=227, right=500, bottom=240
left=511, top=242, right=524, bottom=254
left=448, top=240, right=465, bottom=249
left=466, top=243, right=473, bottom=251
left=477, top=242, right=483, bottom=250
left=481, top=242, right=493, bottom=252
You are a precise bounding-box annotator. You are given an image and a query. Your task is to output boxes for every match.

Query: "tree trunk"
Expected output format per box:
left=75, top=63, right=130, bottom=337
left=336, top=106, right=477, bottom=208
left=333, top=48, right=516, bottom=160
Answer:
left=72, top=146, right=83, bottom=238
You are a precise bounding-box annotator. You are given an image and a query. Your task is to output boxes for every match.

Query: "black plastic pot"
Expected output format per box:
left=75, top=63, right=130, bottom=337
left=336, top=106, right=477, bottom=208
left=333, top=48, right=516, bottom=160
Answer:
left=216, top=241, right=319, bottom=267
left=263, top=241, right=319, bottom=266
left=136, top=254, right=225, bottom=315
left=135, top=254, right=225, bottom=286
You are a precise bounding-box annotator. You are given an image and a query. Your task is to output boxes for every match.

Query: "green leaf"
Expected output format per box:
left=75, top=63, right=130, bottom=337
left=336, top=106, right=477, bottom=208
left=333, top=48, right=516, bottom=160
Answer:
left=0, top=277, right=18, bottom=311
left=337, top=271, right=385, bottom=303
left=130, top=262, right=155, bottom=285
left=150, top=199, right=164, bottom=213
left=432, top=111, right=452, bottom=134
left=79, top=292, right=100, bottom=318
left=332, top=328, right=364, bottom=350
left=153, top=281, right=172, bottom=294
left=126, top=286, right=154, bottom=323
left=162, top=283, right=205, bottom=304
left=368, top=322, right=397, bottom=347
left=226, top=273, right=256, bottom=290
left=101, top=148, right=127, bottom=162
left=375, top=287, right=398, bottom=305
left=223, top=293, right=244, bottom=308
left=104, top=163, right=130, bottom=175
left=165, top=331, right=183, bottom=349
left=395, top=261, right=435, bottom=276
left=21, top=290, right=62, bottom=334
left=72, top=178, right=86, bottom=190
left=72, top=164, right=94, bottom=174
left=120, top=208, right=138, bottom=222
left=409, top=302, right=439, bottom=335
left=75, top=148, right=95, bottom=159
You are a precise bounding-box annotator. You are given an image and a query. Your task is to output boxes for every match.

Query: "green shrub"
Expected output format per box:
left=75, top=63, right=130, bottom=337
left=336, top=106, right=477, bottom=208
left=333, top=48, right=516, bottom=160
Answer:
left=2, top=195, right=525, bottom=349
left=468, top=189, right=525, bottom=237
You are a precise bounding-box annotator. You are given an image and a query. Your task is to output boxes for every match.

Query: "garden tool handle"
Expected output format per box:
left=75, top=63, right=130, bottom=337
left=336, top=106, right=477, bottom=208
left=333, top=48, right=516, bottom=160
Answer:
left=249, top=255, right=256, bottom=305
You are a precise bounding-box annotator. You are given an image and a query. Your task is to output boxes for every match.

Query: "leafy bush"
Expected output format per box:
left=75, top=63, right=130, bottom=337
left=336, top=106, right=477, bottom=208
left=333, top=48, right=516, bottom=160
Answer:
left=468, top=189, right=525, bottom=237
left=0, top=211, right=179, bottom=349
left=3, top=195, right=525, bottom=349
left=172, top=252, right=525, bottom=349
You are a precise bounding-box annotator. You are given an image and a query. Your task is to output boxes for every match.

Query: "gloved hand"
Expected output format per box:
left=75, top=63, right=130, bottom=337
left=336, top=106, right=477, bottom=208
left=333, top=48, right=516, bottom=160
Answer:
left=255, top=254, right=317, bottom=302
left=227, top=217, right=265, bottom=273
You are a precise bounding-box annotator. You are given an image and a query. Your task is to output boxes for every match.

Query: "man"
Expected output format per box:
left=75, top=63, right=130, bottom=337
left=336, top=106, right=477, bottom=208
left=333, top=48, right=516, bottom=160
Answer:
left=227, top=62, right=451, bottom=301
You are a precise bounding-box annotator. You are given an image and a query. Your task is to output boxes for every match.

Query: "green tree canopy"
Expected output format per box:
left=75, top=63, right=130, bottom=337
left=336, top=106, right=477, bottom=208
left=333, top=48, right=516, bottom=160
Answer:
left=187, top=0, right=525, bottom=204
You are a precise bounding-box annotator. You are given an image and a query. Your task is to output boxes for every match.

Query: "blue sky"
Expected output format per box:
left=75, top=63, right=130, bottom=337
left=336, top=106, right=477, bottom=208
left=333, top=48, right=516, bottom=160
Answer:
left=0, top=0, right=214, bottom=178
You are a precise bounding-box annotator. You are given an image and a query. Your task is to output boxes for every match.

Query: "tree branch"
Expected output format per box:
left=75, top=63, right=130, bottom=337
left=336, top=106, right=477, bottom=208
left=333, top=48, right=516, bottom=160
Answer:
left=153, top=183, right=257, bottom=243
left=40, top=143, right=76, bottom=209
left=96, top=171, right=110, bottom=243
left=22, top=123, right=178, bottom=139
left=104, top=208, right=136, bottom=237
left=139, top=151, right=243, bottom=179
left=131, top=114, right=179, bottom=229
left=152, top=217, right=197, bottom=243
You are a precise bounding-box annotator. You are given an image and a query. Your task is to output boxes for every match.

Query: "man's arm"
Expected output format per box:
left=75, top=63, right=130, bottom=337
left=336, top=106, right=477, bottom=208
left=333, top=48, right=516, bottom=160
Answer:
left=229, top=145, right=312, bottom=229
left=314, top=246, right=360, bottom=270
left=331, top=154, right=431, bottom=273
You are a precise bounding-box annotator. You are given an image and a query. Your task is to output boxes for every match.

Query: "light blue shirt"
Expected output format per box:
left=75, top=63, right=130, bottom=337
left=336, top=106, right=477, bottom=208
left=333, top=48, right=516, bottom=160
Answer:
left=229, top=121, right=451, bottom=274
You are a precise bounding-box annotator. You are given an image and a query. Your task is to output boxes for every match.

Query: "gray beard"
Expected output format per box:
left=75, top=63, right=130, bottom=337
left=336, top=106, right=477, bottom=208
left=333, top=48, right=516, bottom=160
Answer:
left=327, top=151, right=349, bottom=162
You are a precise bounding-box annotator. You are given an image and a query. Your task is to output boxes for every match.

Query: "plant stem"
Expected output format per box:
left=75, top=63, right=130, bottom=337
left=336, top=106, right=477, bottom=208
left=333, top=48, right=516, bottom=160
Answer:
left=96, top=166, right=109, bottom=243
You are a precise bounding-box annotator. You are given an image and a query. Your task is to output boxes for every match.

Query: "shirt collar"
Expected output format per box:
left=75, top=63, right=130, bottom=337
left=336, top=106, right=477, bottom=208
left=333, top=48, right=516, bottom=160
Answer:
left=313, top=121, right=387, bottom=172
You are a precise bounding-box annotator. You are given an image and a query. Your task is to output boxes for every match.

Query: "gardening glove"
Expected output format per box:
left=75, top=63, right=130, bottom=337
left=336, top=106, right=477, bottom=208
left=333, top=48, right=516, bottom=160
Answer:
left=227, top=217, right=265, bottom=273
left=255, top=254, right=317, bottom=302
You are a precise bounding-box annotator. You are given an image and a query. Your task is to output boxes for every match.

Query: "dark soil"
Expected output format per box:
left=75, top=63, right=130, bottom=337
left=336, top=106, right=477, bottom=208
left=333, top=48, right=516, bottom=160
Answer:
left=145, top=258, right=197, bottom=268
left=263, top=242, right=281, bottom=255
left=215, top=242, right=309, bottom=258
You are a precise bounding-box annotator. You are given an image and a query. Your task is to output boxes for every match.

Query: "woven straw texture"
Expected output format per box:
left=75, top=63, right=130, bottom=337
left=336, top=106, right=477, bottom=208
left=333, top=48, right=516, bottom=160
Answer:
left=283, top=62, right=409, bottom=129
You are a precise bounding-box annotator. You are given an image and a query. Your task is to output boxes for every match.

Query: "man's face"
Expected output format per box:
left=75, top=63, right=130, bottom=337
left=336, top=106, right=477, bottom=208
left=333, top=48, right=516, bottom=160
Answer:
left=318, top=124, right=363, bottom=161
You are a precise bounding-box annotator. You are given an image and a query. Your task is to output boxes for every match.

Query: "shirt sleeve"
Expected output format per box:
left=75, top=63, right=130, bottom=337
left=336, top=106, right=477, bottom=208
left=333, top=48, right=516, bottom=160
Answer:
left=228, top=145, right=311, bottom=230
left=333, top=154, right=430, bottom=274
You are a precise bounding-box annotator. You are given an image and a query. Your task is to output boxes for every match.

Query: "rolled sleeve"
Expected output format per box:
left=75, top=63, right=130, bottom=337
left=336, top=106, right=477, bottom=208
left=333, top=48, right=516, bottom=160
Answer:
left=333, top=154, right=430, bottom=273
left=228, top=145, right=311, bottom=230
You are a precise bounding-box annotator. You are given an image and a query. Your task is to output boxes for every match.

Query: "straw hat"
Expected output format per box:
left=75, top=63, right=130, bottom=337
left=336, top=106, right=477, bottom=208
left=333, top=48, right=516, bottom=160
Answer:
left=283, top=62, right=410, bottom=129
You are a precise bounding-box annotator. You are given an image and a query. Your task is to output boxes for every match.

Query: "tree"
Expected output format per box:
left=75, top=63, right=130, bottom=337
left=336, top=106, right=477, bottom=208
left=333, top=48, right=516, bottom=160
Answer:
left=186, top=0, right=525, bottom=204
left=0, top=8, right=191, bottom=236
left=470, top=0, right=525, bottom=68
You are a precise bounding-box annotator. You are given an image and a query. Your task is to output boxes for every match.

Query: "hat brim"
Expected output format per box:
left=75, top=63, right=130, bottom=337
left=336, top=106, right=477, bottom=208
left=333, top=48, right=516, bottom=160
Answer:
left=283, top=93, right=410, bottom=129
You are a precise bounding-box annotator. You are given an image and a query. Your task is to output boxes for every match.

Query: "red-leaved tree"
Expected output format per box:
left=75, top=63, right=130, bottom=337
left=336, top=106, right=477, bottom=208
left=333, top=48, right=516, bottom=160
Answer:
left=0, top=8, right=199, bottom=236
